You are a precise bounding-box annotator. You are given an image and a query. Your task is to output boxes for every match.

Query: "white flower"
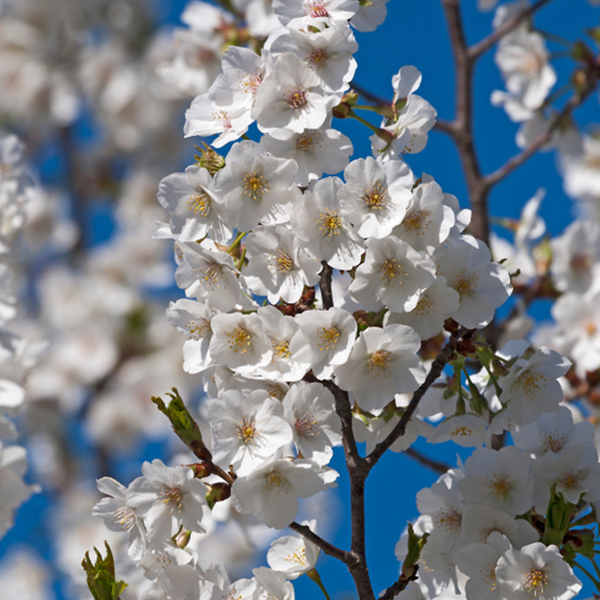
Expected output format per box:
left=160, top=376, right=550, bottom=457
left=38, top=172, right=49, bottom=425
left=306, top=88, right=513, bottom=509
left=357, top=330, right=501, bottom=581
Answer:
left=272, top=0, right=359, bottom=25
left=242, top=225, right=321, bottom=304
left=384, top=276, right=460, bottom=340
left=495, top=542, right=582, bottom=600
left=252, top=53, right=340, bottom=135
left=166, top=299, right=214, bottom=374
left=209, top=312, right=272, bottom=372
left=289, top=307, right=356, bottom=379
left=231, top=457, right=338, bottom=529
left=348, top=236, right=436, bottom=313
left=350, top=0, right=389, bottom=32
left=157, top=165, right=233, bottom=244
left=435, top=236, right=512, bottom=329
left=334, top=324, right=425, bottom=412
left=267, top=519, right=319, bottom=578
left=92, top=476, right=149, bottom=561
left=268, top=18, right=358, bottom=93
left=215, top=140, right=299, bottom=231
left=457, top=446, right=533, bottom=516
left=290, top=177, right=364, bottom=270
left=282, top=381, right=342, bottom=464
left=260, top=128, right=353, bottom=187
left=499, top=347, right=571, bottom=426
left=206, top=389, right=293, bottom=475
left=394, top=180, right=455, bottom=252
left=134, top=459, right=211, bottom=545
left=339, top=157, right=413, bottom=239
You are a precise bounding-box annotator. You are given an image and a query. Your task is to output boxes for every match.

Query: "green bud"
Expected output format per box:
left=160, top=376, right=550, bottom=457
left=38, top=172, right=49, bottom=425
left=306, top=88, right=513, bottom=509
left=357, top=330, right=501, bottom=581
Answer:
left=543, top=485, right=578, bottom=546
left=152, top=388, right=211, bottom=461
left=402, top=523, right=428, bottom=581
left=194, top=143, right=226, bottom=175
left=82, top=542, right=128, bottom=600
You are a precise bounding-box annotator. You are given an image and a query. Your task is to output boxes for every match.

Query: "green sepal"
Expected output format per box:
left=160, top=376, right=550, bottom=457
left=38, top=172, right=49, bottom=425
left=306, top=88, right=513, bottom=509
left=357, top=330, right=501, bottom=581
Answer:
left=358, top=0, right=373, bottom=6
left=82, top=542, right=128, bottom=600
left=194, top=143, right=225, bottom=175
left=401, top=523, right=428, bottom=581
left=543, top=485, right=578, bottom=546
left=563, top=528, right=595, bottom=562
left=151, top=388, right=211, bottom=461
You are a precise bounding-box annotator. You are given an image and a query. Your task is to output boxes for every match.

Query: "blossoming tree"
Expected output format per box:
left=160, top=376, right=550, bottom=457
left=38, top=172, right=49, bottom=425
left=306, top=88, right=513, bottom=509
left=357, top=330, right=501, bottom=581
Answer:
left=2, top=0, right=600, bottom=599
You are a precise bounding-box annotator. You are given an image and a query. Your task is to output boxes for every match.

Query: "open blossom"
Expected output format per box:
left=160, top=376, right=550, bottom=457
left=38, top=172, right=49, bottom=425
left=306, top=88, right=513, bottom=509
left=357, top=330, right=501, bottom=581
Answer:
left=267, top=519, right=319, bottom=579
left=206, top=389, right=293, bottom=475
left=272, top=0, right=359, bottom=25
left=241, top=225, right=322, bottom=304
left=252, top=53, right=341, bottom=135
left=496, top=542, right=581, bottom=600
left=348, top=236, right=436, bottom=313
left=215, top=140, right=299, bottom=231
left=334, top=324, right=425, bottom=411
left=133, top=459, right=212, bottom=545
left=290, top=176, right=364, bottom=270
left=282, top=381, right=342, bottom=464
left=231, top=456, right=338, bottom=529
left=338, top=156, right=413, bottom=239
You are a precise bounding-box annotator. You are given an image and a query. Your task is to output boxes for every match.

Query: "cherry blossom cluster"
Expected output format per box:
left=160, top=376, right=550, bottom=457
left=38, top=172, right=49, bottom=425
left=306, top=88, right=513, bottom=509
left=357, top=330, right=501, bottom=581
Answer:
left=0, top=134, right=41, bottom=539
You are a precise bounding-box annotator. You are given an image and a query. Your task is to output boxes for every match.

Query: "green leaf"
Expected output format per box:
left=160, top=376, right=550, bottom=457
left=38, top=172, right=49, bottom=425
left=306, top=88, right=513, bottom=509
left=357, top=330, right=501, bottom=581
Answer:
left=82, top=542, right=128, bottom=600
left=152, top=388, right=211, bottom=461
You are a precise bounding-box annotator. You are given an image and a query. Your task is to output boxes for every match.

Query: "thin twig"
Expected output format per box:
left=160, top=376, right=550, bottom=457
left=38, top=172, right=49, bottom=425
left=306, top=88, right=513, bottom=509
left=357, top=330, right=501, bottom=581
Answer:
left=289, top=522, right=350, bottom=563
left=469, top=0, right=556, bottom=60
left=404, top=447, right=451, bottom=475
left=350, top=80, right=391, bottom=107
left=378, top=573, right=413, bottom=600
left=366, top=328, right=466, bottom=468
left=484, top=73, right=600, bottom=188
left=319, top=261, right=335, bottom=310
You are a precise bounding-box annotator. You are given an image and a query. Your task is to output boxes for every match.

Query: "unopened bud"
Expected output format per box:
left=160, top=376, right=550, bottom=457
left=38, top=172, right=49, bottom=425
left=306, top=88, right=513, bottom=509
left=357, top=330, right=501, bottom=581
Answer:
left=194, top=143, right=226, bottom=175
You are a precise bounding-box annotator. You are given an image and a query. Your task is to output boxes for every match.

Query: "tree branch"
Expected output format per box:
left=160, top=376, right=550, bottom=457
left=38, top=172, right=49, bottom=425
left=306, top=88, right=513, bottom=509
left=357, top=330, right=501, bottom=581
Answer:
left=441, top=0, right=489, bottom=246
left=404, top=447, right=452, bottom=475
left=484, top=73, right=600, bottom=188
left=366, top=328, right=466, bottom=468
left=319, top=261, right=335, bottom=310
left=469, top=0, right=556, bottom=60
left=289, top=522, right=350, bottom=564
left=378, top=573, right=413, bottom=600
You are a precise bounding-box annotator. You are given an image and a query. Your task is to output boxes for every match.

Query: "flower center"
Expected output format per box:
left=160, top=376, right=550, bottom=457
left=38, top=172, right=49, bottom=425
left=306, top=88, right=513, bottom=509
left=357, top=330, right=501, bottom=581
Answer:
left=305, top=0, right=329, bottom=18
left=187, top=191, right=211, bottom=217
left=227, top=326, right=252, bottom=353
left=272, top=339, right=292, bottom=361
left=306, top=48, right=329, bottom=69
left=367, top=350, right=392, bottom=377
left=160, top=487, right=183, bottom=513
left=285, top=546, right=307, bottom=565
left=570, top=252, right=590, bottom=272
left=363, top=182, right=388, bottom=210
left=186, top=319, right=211, bottom=340
left=520, top=371, right=546, bottom=396
left=200, top=263, right=222, bottom=289
left=486, top=473, right=512, bottom=498
left=237, top=415, right=258, bottom=444
left=295, top=410, right=320, bottom=436
left=112, top=507, right=136, bottom=532
left=413, top=295, right=433, bottom=316
left=585, top=155, right=600, bottom=170
left=317, top=209, right=342, bottom=237
left=285, top=86, right=309, bottom=109
left=541, top=431, right=566, bottom=453
left=559, top=469, right=583, bottom=490
left=381, top=259, right=408, bottom=286
left=296, top=131, right=321, bottom=152
left=317, top=326, right=340, bottom=351
left=403, top=210, right=428, bottom=234
left=270, top=247, right=294, bottom=273
left=435, top=509, right=461, bottom=531
left=239, top=74, right=262, bottom=96
left=453, top=270, right=477, bottom=298
left=211, top=110, right=232, bottom=129
left=244, top=172, right=269, bottom=201
left=523, top=568, right=547, bottom=596
left=265, top=470, right=291, bottom=491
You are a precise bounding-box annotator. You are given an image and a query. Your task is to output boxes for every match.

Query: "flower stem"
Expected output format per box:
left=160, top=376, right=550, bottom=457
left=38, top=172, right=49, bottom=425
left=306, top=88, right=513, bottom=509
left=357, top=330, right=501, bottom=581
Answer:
left=307, top=569, right=332, bottom=600
left=573, top=561, right=600, bottom=592
left=227, top=231, right=246, bottom=254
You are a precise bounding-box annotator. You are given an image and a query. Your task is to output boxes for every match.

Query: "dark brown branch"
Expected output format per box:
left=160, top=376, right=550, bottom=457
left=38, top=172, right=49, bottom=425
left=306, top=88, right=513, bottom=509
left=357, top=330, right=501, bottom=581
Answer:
left=484, top=73, right=600, bottom=188
left=350, top=80, right=391, bottom=106
left=319, top=261, right=335, bottom=310
left=289, top=522, right=350, bottom=563
left=366, top=328, right=466, bottom=468
left=378, top=573, right=413, bottom=600
left=404, top=447, right=451, bottom=475
left=469, top=0, right=556, bottom=60
left=441, top=0, right=489, bottom=246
